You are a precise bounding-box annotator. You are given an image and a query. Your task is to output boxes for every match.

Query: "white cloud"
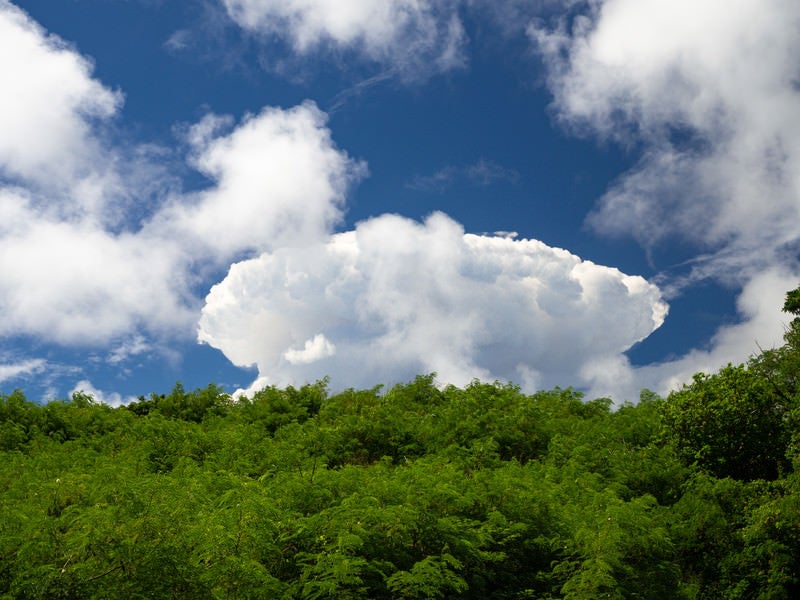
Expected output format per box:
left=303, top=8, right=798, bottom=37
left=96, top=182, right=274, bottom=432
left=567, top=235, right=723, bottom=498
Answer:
left=0, top=5, right=365, bottom=351
left=530, top=0, right=800, bottom=395
left=0, top=357, right=46, bottom=384
left=530, top=0, right=800, bottom=282
left=221, top=0, right=467, bottom=77
left=107, top=335, right=152, bottom=365
left=0, top=103, right=363, bottom=347
left=0, top=0, right=122, bottom=205
left=0, top=3, right=189, bottom=347
left=0, top=188, right=193, bottom=344
left=283, top=333, right=336, bottom=365
left=71, top=379, right=136, bottom=407
left=156, top=102, right=366, bottom=258
left=199, top=212, right=667, bottom=396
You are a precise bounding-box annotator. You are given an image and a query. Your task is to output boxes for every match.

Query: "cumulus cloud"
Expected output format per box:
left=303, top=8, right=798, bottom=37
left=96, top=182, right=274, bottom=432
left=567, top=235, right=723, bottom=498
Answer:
left=0, top=0, right=122, bottom=206
left=221, top=0, right=467, bottom=77
left=0, top=187, right=194, bottom=344
left=530, top=0, right=800, bottom=394
left=530, top=0, right=800, bottom=283
left=199, top=212, right=667, bottom=396
left=0, top=3, right=188, bottom=348
left=157, top=102, right=366, bottom=258
left=0, top=102, right=363, bottom=346
left=0, top=4, right=364, bottom=352
left=284, top=334, right=336, bottom=365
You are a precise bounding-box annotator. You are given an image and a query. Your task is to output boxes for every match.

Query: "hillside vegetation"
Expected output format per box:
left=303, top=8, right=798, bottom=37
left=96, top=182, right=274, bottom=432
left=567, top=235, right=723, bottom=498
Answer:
left=3, top=293, right=800, bottom=598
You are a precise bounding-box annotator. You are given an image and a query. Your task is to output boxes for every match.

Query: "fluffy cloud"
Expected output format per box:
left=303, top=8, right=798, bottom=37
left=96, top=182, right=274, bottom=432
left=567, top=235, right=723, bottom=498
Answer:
left=0, top=188, right=192, bottom=344
left=221, top=0, right=467, bottom=76
left=284, top=334, right=336, bottom=365
left=0, top=2, right=181, bottom=346
left=156, top=103, right=365, bottom=258
left=530, top=0, right=800, bottom=394
left=0, top=101, right=363, bottom=346
left=530, top=0, right=800, bottom=283
left=199, top=212, right=667, bottom=396
left=0, top=3, right=364, bottom=351
left=0, top=0, right=121, bottom=205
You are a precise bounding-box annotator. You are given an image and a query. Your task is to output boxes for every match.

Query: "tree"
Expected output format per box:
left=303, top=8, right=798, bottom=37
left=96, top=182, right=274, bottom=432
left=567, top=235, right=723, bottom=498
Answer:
left=662, top=364, right=790, bottom=481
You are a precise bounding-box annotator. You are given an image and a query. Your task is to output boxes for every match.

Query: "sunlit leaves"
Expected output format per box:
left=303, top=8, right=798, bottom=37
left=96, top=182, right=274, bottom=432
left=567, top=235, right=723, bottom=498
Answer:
left=1, top=340, right=799, bottom=599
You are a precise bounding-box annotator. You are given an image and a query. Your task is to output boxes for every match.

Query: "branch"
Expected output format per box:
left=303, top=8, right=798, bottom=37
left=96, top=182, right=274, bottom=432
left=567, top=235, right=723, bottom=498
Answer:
left=86, top=563, right=124, bottom=582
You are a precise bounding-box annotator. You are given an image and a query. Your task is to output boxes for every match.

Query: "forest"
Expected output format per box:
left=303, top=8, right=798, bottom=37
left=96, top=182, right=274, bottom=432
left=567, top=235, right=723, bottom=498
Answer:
left=2, top=293, right=800, bottom=599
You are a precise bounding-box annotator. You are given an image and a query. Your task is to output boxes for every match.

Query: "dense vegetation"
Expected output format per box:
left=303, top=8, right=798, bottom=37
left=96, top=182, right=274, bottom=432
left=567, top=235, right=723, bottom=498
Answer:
left=3, top=295, right=800, bottom=598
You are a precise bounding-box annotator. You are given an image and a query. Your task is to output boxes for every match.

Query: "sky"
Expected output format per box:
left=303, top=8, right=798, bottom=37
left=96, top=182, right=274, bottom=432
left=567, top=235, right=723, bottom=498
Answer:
left=2, top=0, right=800, bottom=405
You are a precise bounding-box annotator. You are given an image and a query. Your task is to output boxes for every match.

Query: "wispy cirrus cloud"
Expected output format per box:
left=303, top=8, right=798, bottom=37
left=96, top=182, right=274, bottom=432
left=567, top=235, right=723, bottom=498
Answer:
left=0, top=357, right=45, bottom=385
left=407, top=159, right=519, bottom=192
left=466, top=158, right=520, bottom=186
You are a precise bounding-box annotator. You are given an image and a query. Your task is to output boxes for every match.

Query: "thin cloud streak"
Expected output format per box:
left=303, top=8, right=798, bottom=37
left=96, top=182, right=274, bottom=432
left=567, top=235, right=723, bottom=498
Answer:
left=0, top=358, right=45, bottom=384
left=326, top=70, right=396, bottom=114
left=407, top=159, right=520, bottom=193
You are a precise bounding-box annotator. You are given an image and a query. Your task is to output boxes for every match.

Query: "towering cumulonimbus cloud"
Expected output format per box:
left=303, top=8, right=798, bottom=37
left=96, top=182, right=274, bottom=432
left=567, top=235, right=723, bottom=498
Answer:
left=198, top=212, right=667, bottom=397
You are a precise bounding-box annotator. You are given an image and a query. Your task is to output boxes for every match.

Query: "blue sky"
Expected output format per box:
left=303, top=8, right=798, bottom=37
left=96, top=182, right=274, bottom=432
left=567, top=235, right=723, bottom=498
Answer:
left=2, top=0, right=799, bottom=404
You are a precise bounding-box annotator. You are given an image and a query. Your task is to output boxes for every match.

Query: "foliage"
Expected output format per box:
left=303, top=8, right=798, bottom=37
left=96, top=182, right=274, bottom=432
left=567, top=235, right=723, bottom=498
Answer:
left=2, top=286, right=800, bottom=597
left=662, top=365, right=790, bottom=481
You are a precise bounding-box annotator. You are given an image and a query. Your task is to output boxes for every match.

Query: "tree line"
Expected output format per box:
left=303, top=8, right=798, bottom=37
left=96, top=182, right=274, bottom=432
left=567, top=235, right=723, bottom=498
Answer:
left=2, top=292, right=800, bottom=598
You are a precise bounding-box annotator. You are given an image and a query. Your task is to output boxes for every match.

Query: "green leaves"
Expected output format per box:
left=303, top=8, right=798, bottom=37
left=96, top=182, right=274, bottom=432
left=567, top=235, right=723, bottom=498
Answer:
left=386, top=554, right=468, bottom=599
left=3, top=296, right=800, bottom=600
left=662, top=364, right=791, bottom=481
